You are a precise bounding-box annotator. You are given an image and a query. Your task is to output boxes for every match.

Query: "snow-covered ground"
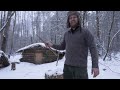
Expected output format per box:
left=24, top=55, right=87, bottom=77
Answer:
left=0, top=53, right=120, bottom=79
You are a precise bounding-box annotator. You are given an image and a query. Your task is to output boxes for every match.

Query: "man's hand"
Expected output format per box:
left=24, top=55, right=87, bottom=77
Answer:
left=91, top=68, right=99, bottom=78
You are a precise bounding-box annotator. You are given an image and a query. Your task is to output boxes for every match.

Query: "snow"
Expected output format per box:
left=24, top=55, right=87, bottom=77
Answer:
left=0, top=53, right=120, bottom=79
left=16, top=42, right=65, bottom=53
left=45, top=68, right=63, bottom=76
left=16, top=43, right=46, bottom=52
left=0, top=50, right=8, bottom=58
left=9, top=54, right=22, bottom=63
left=0, top=50, right=4, bottom=57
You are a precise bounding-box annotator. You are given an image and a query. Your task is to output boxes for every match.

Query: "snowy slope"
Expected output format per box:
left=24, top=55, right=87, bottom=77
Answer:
left=0, top=53, right=120, bottom=79
left=0, top=55, right=65, bottom=79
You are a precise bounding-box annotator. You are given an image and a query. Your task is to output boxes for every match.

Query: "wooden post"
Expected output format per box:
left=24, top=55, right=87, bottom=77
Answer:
left=11, top=62, right=16, bottom=70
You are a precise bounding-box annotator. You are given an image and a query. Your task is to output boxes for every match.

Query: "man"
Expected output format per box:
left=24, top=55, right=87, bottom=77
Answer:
left=46, top=11, right=99, bottom=79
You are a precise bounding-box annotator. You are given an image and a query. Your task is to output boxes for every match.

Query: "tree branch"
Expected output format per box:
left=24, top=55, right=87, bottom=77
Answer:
left=0, top=11, right=15, bottom=33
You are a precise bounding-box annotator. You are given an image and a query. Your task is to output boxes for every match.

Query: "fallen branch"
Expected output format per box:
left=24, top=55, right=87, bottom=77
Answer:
left=99, top=61, right=120, bottom=74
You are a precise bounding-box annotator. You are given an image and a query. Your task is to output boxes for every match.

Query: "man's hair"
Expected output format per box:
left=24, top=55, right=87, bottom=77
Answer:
left=66, top=11, right=81, bottom=28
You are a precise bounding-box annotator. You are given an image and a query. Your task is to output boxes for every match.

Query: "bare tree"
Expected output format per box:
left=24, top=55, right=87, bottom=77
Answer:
left=9, top=11, right=16, bottom=55
left=103, top=11, right=115, bottom=61
left=83, top=11, right=87, bottom=28
left=0, top=11, right=15, bottom=52
left=96, top=11, right=100, bottom=41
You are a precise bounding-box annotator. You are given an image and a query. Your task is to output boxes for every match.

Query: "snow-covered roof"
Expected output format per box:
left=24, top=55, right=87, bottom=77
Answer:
left=16, top=43, right=65, bottom=53
left=0, top=50, right=8, bottom=58
left=16, top=43, right=47, bottom=52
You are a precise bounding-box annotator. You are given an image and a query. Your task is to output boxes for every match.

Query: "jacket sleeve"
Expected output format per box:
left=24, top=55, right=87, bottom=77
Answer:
left=84, top=29, right=99, bottom=68
left=52, top=34, right=66, bottom=50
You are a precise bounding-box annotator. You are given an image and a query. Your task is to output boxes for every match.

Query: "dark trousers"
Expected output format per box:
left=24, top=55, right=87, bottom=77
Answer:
left=63, top=64, right=88, bottom=79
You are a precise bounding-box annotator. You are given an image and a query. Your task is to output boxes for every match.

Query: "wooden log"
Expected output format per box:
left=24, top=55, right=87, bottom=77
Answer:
left=11, top=62, right=16, bottom=70
left=45, top=73, right=63, bottom=79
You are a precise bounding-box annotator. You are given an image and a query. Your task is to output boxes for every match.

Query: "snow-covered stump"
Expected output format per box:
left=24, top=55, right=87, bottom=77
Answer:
left=45, top=69, right=63, bottom=79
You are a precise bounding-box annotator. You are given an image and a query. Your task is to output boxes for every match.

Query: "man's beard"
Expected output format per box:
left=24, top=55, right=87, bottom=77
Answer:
left=70, top=23, right=78, bottom=29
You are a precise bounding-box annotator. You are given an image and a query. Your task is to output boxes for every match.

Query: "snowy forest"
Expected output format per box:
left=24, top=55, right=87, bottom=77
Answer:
left=0, top=11, right=120, bottom=60
left=0, top=11, right=120, bottom=79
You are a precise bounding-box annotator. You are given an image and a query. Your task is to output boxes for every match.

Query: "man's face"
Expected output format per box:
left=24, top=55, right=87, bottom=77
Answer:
left=69, top=15, right=79, bottom=28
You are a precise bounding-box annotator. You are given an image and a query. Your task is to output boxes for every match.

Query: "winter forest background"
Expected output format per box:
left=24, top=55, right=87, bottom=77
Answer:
left=0, top=11, right=120, bottom=61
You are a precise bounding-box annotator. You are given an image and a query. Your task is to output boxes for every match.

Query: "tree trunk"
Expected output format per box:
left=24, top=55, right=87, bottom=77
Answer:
left=96, top=11, right=100, bottom=41
left=103, top=11, right=115, bottom=61
left=1, top=11, right=15, bottom=52
left=83, top=11, right=87, bottom=28
left=9, top=11, right=16, bottom=55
